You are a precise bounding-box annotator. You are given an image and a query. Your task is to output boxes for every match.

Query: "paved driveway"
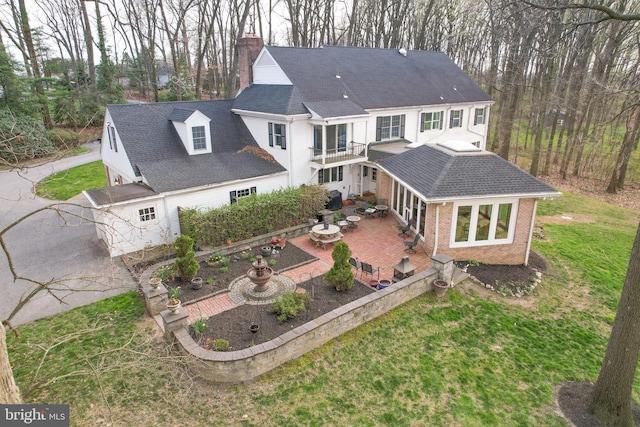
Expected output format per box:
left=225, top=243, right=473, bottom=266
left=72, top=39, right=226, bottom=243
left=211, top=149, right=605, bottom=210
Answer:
left=0, top=141, right=136, bottom=326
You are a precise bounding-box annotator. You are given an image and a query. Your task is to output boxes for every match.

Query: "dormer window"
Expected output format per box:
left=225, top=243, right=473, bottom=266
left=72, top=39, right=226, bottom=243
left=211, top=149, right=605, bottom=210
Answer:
left=169, top=108, right=211, bottom=155
left=192, top=126, right=206, bottom=150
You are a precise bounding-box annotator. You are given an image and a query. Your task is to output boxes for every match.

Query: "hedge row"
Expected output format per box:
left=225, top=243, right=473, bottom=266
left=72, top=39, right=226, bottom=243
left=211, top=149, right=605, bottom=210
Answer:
left=178, top=185, right=329, bottom=247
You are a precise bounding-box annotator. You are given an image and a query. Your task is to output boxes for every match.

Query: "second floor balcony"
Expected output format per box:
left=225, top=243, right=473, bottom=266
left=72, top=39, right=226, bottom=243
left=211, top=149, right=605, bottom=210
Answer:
left=309, top=141, right=367, bottom=166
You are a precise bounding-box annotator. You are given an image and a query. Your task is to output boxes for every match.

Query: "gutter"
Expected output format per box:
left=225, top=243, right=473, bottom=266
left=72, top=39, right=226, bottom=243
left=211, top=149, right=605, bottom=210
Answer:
left=524, top=199, right=538, bottom=266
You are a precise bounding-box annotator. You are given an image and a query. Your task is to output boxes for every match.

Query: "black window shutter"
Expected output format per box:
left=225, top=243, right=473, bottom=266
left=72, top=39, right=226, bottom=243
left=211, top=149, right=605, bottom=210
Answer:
left=375, top=117, right=382, bottom=141
left=281, top=125, right=286, bottom=149
left=268, top=123, right=273, bottom=147
left=420, top=113, right=425, bottom=132
left=400, top=115, right=406, bottom=138
left=449, top=112, right=454, bottom=128
left=250, top=187, right=256, bottom=195
left=230, top=191, right=237, bottom=204
left=460, top=110, right=464, bottom=126
left=439, top=111, right=444, bottom=129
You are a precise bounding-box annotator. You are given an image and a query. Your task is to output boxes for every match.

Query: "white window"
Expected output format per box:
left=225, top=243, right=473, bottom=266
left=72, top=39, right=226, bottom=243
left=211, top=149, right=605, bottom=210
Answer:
left=230, top=187, right=257, bottom=204
left=421, top=111, right=443, bottom=131
left=192, top=126, right=206, bottom=150
left=449, top=109, right=463, bottom=128
left=268, top=123, right=287, bottom=149
left=474, top=107, right=486, bottom=125
left=376, top=115, right=405, bottom=141
left=371, top=167, right=377, bottom=181
left=451, top=200, right=517, bottom=247
left=318, top=166, right=343, bottom=184
left=138, top=207, right=156, bottom=222
left=108, top=126, right=117, bottom=152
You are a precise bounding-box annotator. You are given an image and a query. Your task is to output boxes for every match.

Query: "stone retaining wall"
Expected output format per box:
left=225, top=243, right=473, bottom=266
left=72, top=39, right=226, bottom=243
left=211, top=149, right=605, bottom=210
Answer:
left=170, top=268, right=439, bottom=383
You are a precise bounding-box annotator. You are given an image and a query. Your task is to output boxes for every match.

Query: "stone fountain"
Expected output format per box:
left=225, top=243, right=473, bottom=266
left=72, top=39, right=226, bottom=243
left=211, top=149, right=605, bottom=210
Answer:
left=246, top=255, right=273, bottom=292
left=228, top=254, right=296, bottom=305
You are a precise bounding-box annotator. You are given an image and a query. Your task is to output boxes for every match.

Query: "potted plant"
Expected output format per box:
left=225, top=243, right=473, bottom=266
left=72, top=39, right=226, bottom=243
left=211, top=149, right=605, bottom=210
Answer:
left=166, top=287, right=182, bottom=313
left=148, top=277, right=162, bottom=289
left=378, top=279, right=392, bottom=290
left=433, top=279, right=449, bottom=298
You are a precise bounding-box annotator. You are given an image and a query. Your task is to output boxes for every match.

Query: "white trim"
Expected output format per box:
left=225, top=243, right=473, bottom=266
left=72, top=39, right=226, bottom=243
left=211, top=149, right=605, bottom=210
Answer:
left=449, top=198, right=519, bottom=248
left=231, top=109, right=309, bottom=121
left=525, top=199, right=538, bottom=266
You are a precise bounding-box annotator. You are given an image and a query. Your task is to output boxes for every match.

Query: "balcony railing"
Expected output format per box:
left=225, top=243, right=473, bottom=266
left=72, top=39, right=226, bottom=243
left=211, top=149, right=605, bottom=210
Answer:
left=310, top=141, right=366, bottom=165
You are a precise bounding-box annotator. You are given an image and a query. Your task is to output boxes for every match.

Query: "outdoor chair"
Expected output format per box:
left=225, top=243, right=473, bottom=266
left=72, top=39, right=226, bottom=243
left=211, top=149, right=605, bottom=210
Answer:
left=360, top=261, right=380, bottom=281
left=398, top=218, right=412, bottom=237
left=403, top=234, right=421, bottom=253
left=349, top=256, right=361, bottom=273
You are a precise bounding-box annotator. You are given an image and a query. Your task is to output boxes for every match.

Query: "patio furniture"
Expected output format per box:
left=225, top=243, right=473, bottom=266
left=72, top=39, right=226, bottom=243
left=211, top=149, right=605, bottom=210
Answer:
left=310, top=224, right=343, bottom=249
left=360, top=261, right=380, bottom=281
left=346, top=215, right=360, bottom=230
left=398, top=218, right=412, bottom=237
left=349, top=256, right=361, bottom=273
left=364, top=206, right=377, bottom=219
left=375, top=204, right=388, bottom=218
left=403, top=234, right=421, bottom=253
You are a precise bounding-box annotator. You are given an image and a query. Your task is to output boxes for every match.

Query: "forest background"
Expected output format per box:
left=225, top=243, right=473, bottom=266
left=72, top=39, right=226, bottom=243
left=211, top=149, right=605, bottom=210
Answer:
left=0, top=0, right=638, bottom=198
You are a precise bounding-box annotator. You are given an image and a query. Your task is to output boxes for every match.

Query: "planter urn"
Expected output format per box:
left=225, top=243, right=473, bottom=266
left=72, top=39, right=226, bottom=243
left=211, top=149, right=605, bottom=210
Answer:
left=148, top=277, right=162, bottom=289
left=166, top=298, right=181, bottom=314
left=433, top=280, right=449, bottom=298
left=191, top=277, right=203, bottom=290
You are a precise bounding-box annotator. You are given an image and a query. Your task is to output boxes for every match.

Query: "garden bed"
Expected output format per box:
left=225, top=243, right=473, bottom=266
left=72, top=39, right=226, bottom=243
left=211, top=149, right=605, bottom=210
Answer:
left=161, top=244, right=318, bottom=304
left=190, top=276, right=376, bottom=351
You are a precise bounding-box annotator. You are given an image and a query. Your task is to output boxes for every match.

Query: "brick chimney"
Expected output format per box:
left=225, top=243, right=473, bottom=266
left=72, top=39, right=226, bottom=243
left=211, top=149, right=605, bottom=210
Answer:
left=237, top=35, right=264, bottom=92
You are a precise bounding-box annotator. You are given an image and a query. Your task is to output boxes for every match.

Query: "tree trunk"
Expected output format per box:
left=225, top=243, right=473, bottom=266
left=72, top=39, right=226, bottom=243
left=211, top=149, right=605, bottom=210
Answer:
left=0, top=324, right=21, bottom=404
left=588, top=223, right=640, bottom=426
left=79, top=0, right=96, bottom=88
left=18, top=0, right=52, bottom=129
left=607, top=103, right=640, bottom=194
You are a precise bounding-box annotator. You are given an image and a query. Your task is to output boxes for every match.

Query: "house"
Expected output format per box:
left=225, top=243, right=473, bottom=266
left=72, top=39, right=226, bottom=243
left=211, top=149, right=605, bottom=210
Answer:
left=85, top=37, right=560, bottom=263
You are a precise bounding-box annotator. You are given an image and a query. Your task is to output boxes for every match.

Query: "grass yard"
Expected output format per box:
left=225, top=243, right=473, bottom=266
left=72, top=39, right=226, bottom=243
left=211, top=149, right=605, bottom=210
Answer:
left=7, top=189, right=640, bottom=426
left=35, top=160, right=106, bottom=200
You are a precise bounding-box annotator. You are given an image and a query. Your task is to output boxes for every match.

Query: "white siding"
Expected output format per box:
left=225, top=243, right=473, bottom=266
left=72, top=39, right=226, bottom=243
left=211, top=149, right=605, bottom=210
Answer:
left=101, top=109, right=137, bottom=185
left=253, top=50, right=292, bottom=85
left=97, top=198, right=170, bottom=257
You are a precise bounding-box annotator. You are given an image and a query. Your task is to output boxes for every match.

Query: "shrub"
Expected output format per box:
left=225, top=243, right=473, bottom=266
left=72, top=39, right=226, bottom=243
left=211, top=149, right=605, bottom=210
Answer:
left=173, top=235, right=200, bottom=282
left=168, top=286, right=181, bottom=300
left=192, top=318, right=208, bottom=337
left=213, top=339, right=229, bottom=351
left=0, top=110, right=55, bottom=163
left=270, top=291, right=310, bottom=322
left=324, top=241, right=355, bottom=291
left=47, top=128, right=81, bottom=149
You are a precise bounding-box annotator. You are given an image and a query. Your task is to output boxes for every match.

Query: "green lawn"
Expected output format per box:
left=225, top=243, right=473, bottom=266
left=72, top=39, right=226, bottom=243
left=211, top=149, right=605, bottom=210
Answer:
left=35, top=160, right=106, bottom=200
left=7, top=189, right=640, bottom=426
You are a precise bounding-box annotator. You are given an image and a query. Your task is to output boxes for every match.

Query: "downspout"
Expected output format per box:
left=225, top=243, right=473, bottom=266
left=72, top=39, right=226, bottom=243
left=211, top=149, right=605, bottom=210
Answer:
left=432, top=203, right=441, bottom=257
left=524, top=199, right=538, bottom=266
left=288, top=120, right=294, bottom=187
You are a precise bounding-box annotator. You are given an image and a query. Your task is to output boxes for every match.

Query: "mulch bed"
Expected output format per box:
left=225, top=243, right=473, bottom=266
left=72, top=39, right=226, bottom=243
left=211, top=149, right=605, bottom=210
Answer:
left=456, top=251, right=548, bottom=295
left=190, top=276, right=376, bottom=351
left=163, top=244, right=318, bottom=304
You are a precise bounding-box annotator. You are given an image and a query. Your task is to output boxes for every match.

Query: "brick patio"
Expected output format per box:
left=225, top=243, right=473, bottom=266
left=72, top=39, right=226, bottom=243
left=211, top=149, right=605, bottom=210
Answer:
left=184, top=211, right=432, bottom=323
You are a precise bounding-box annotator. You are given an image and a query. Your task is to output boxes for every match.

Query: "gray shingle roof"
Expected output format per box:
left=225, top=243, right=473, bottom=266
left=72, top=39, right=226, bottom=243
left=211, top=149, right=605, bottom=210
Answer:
left=256, top=45, right=491, bottom=112
left=378, top=145, right=560, bottom=200
left=303, top=100, right=368, bottom=119
left=107, top=100, right=286, bottom=193
left=84, top=183, right=158, bottom=206
left=233, top=85, right=307, bottom=115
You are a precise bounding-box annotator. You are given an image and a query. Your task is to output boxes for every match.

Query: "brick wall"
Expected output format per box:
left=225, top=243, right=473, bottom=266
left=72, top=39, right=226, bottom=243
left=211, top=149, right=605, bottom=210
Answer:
left=426, top=198, right=537, bottom=265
